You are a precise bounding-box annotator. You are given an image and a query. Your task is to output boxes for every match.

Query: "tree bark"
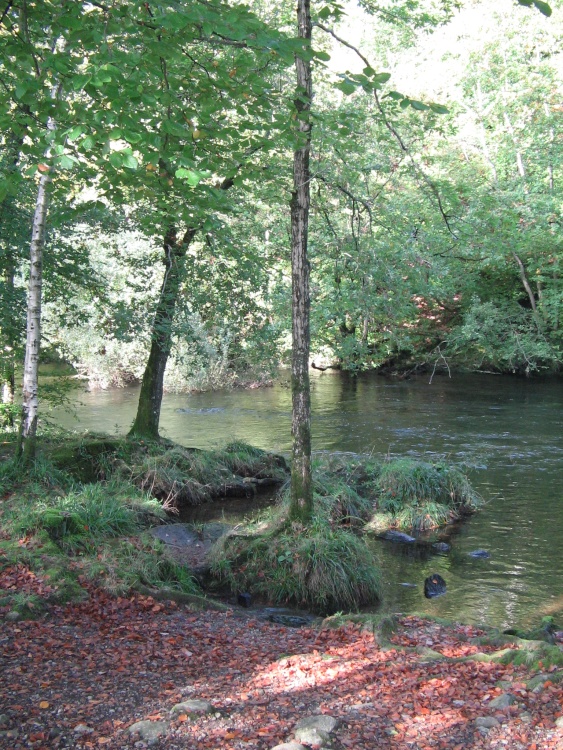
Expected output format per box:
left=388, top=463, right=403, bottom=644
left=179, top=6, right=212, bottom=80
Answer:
left=129, top=225, right=197, bottom=439
left=289, top=0, right=313, bottom=523
left=17, top=168, right=52, bottom=463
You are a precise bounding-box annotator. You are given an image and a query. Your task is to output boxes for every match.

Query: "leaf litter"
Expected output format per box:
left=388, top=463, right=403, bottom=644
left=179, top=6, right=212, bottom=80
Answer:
left=1, top=564, right=562, bottom=749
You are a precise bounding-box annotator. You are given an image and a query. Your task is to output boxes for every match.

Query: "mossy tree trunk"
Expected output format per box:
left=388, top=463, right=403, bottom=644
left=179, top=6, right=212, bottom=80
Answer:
left=289, top=0, right=313, bottom=523
left=129, top=225, right=197, bottom=440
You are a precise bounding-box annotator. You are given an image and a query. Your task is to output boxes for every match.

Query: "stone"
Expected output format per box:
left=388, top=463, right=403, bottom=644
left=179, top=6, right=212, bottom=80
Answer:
left=268, top=614, right=309, bottom=628
left=271, top=744, right=308, bottom=750
left=5, top=610, right=21, bottom=621
left=238, top=592, right=252, bottom=608
left=488, top=693, right=516, bottom=710
left=475, top=717, right=500, bottom=729
left=432, top=542, right=451, bottom=553
left=0, top=715, right=9, bottom=729
left=293, top=727, right=331, bottom=747
left=294, top=715, right=339, bottom=734
left=424, top=573, right=446, bottom=599
left=469, top=549, right=491, bottom=559
left=127, top=720, right=170, bottom=746
left=73, top=724, right=94, bottom=735
left=148, top=524, right=198, bottom=547
left=170, top=699, right=214, bottom=718
left=555, top=716, right=563, bottom=728
left=381, top=530, right=416, bottom=543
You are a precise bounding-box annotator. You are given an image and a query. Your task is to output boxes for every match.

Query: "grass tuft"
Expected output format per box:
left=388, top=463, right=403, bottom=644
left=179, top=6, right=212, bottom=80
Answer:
left=210, top=520, right=381, bottom=614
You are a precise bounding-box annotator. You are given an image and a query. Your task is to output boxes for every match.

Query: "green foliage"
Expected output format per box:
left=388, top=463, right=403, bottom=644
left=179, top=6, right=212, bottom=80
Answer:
left=308, top=453, right=481, bottom=531
left=8, top=480, right=166, bottom=553
left=445, top=299, right=560, bottom=374
left=126, top=441, right=288, bottom=507
left=80, top=535, right=199, bottom=597
left=211, top=522, right=381, bottom=614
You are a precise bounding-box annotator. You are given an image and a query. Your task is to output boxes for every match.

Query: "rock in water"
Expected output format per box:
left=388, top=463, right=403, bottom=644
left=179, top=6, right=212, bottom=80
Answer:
left=469, top=549, right=491, bottom=559
left=381, top=530, right=416, bottom=543
left=424, top=574, right=447, bottom=599
left=432, top=542, right=451, bottom=553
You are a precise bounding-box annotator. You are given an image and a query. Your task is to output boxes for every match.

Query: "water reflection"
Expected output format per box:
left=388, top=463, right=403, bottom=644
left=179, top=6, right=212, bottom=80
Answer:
left=50, top=371, right=563, bottom=628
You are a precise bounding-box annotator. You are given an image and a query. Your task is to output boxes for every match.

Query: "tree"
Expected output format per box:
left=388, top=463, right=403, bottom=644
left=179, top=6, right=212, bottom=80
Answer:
left=289, top=0, right=314, bottom=521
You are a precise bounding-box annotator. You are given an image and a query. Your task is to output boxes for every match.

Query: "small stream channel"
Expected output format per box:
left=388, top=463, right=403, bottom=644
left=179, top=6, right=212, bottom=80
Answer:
left=50, top=370, right=563, bottom=629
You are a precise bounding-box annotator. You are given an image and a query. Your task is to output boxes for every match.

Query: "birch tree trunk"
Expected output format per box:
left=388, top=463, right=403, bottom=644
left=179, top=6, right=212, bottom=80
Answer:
left=17, top=168, right=52, bottom=463
left=289, top=0, right=313, bottom=523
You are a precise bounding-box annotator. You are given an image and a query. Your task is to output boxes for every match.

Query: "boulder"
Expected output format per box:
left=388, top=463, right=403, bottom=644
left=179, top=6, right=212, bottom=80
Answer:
left=469, top=549, right=491, bottom=559
left=424, top=574, right=446, bottom=599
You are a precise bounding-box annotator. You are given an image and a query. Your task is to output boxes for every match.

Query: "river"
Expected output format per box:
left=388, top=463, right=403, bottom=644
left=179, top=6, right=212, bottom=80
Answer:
left=50, top=370, right=563, bottom=630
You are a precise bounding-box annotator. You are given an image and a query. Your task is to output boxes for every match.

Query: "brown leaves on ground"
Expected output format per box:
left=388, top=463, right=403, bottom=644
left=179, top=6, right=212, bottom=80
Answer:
left=1, top=564, right=562, bottom=750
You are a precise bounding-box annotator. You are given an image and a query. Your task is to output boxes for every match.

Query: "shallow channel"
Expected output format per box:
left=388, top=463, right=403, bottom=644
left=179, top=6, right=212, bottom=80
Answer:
left=50, top=370, right=563, bottom=629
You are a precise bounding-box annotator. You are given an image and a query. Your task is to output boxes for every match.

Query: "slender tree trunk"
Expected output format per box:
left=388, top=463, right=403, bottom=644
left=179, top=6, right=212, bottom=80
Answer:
left=289, top=0, right=313, bottom=523
left=129, top=225, right=196, bottom=439
left=0, top=135, right=23, bottom=422
left=16, top=168, right=52, bottom=463
left=513, top=251, right=543, bottom=331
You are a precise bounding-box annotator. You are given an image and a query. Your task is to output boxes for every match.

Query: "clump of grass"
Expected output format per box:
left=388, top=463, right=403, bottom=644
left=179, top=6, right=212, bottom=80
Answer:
left=366, top=458, right=482, bottom=531
left=126, top=441, right=288, bottom=508
left=210, top=521, right=381, bottom=614
left=80, top=535, right=199, bottom=597
left=7, top=479, right=167, bottom=553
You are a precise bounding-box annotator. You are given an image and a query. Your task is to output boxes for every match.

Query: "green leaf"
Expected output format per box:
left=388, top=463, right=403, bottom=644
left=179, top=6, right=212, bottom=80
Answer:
left=533, top=0, right=552, bottom=15
left=335, top=80, right=357, bottom=96
left=67, top=126, right=84, bottom=142
left=56, top=154, right=77, bottom=170
left=409, top=99, right=429, bottom=111
left=81, top=135, right=96, bottom=151
left=372, top=72, right=391, bottom=85
left=429, top=103, right=449, bottom=114
left=109, top=152, right=124, bottom=168
left=175, top=168, right=207, bottom=186
left=314, top=50, right=331, bottom=62
left=122, top=154, right=138, bottom=170
left=386, top=90, right=404, bottom=101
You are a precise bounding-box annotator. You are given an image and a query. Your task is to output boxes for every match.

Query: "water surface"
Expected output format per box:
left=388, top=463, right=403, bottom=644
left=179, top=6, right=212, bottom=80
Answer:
left=51, top=371, right=563, bottom=629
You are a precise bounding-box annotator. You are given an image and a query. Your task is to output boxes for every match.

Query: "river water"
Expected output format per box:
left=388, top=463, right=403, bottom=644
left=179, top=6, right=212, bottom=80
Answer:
left=51, top=371, right=563, bottom=629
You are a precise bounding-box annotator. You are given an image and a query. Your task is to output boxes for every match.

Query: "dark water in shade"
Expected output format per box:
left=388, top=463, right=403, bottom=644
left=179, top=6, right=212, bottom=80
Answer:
left=50, top=371, right=563, bottom=629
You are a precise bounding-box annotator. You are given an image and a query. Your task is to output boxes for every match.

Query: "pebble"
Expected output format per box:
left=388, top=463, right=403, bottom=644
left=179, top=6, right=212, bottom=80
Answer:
left=489, top=693, right=516, bottom=710
left=475, top=717, right=500, bottom=729
left=170, top=699, right=214, bottom=718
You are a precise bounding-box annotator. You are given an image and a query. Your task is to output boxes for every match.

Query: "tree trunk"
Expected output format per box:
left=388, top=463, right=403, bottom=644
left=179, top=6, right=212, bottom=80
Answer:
left=513, top=252, right=543, bottom=331
left=0, top=135, right=23, bottom=422
left=17, top=168, right=52, bottom=463
left=129, top=225, right=196, bottom=439
left=289, top=0, right=313, bottom=523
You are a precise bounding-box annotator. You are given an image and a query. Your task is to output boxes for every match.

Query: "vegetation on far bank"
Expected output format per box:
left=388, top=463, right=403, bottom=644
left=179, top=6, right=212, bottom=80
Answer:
left=0, top=429, right=482, bottom=618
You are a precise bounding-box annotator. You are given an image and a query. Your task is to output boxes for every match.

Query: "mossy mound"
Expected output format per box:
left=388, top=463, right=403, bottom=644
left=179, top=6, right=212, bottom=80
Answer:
left=210, top=521, right=382, bottom=614
left=315, top=454, right=481, bottom=532
left=125, top=440, right=288, bottom=508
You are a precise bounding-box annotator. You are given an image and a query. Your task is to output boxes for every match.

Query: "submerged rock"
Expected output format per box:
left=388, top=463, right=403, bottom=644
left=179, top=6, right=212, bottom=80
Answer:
left=380, top=530, right=416, bottom=543
left=432, top=542, right=451, bottom=553
left=469, top=549, right=491, bottom=559
left=148, top=524, right=198, bottom=547
left=424, top=574, right=447, bottom=599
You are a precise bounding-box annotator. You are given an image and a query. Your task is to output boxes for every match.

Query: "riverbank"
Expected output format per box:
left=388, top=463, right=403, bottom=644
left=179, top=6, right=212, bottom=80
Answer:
left=1, top=575, right=562, bottom=749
